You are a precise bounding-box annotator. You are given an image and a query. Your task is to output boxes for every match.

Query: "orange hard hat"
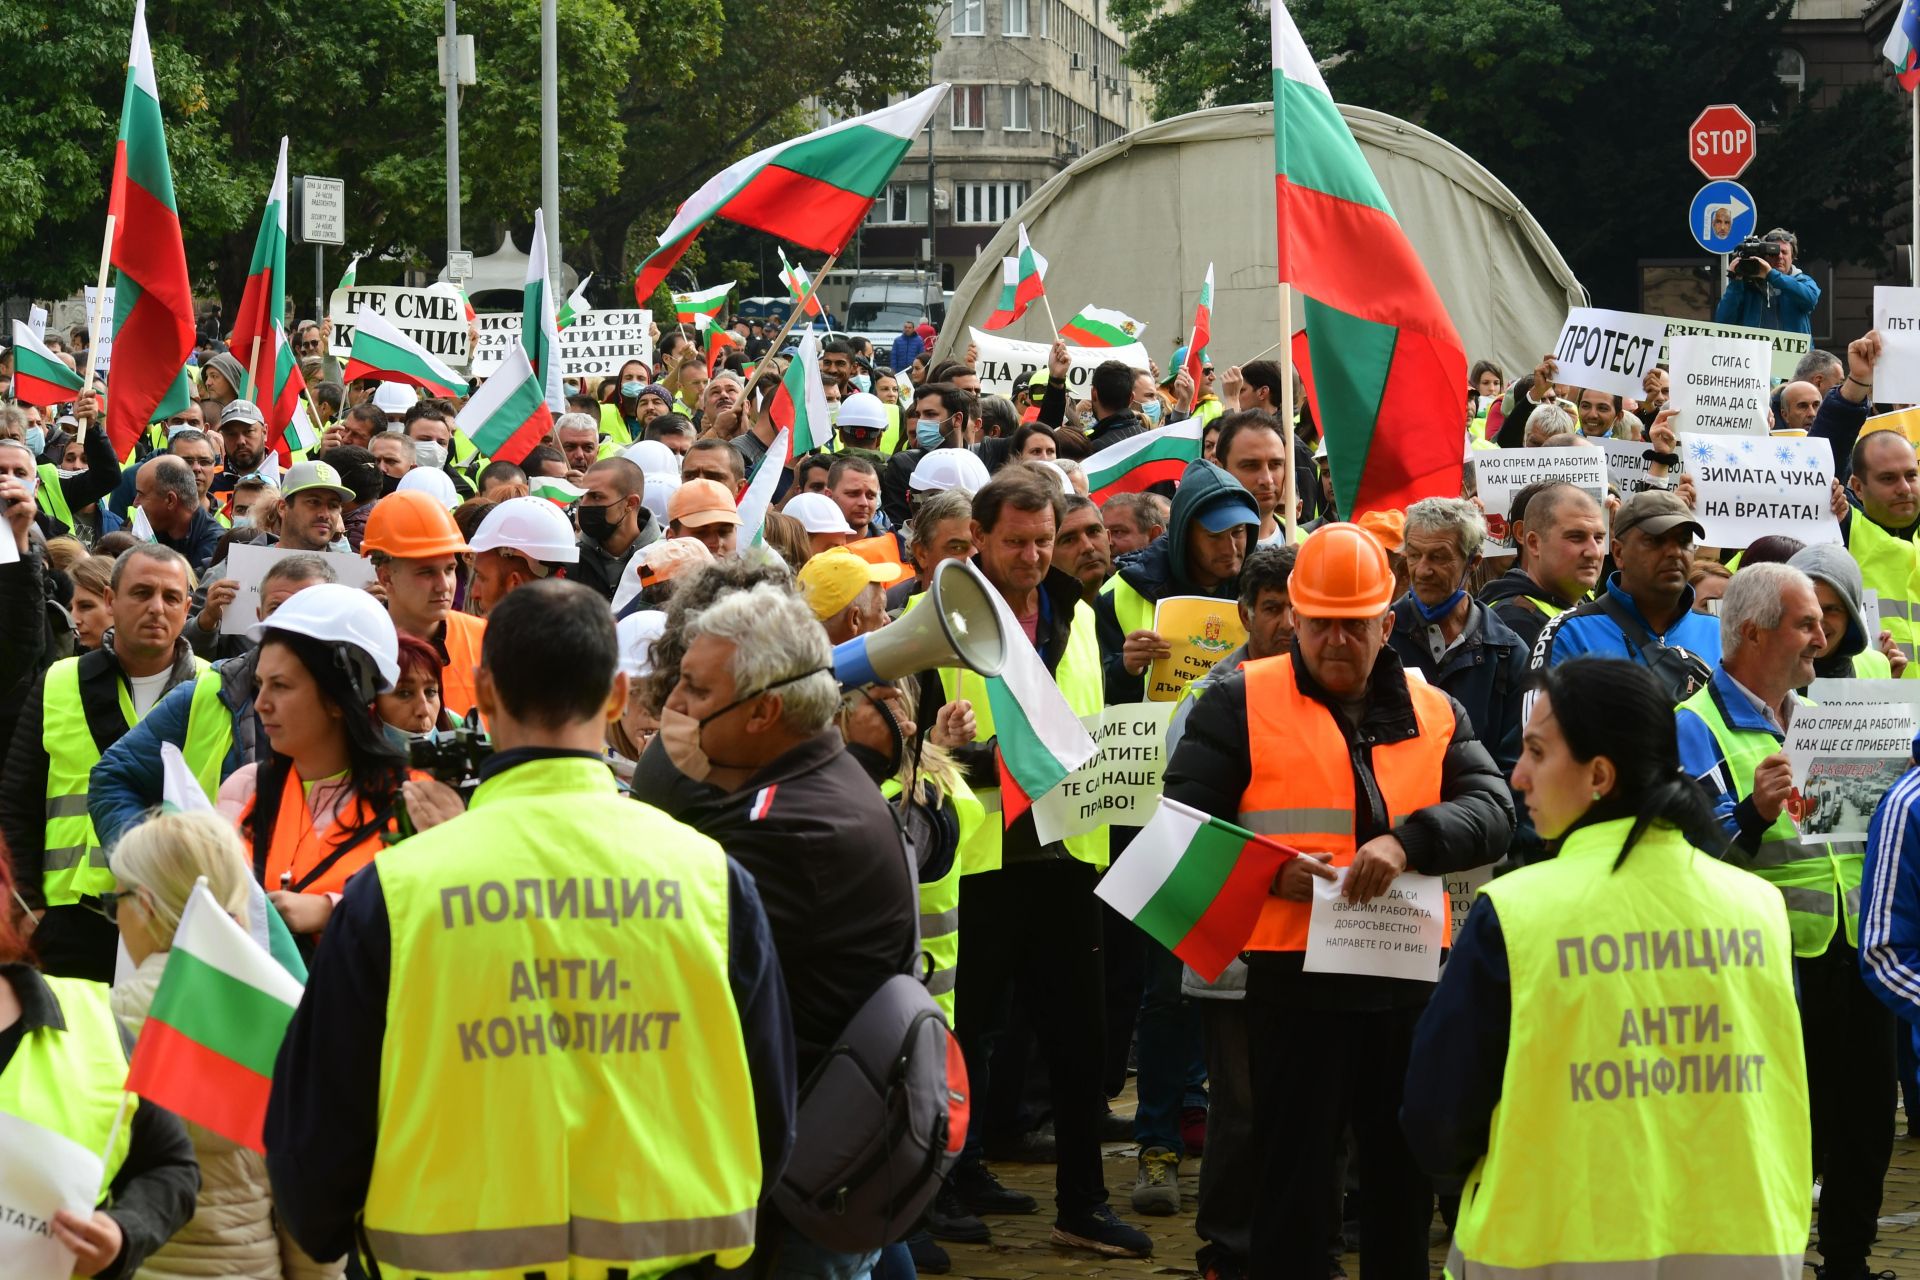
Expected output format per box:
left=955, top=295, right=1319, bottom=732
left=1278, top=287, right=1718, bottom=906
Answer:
left=361, top=490, right=472, bottom=559
left=1356, top=508, right=1405, bottom=554
left=1289, top=522, right=1395, bottom=619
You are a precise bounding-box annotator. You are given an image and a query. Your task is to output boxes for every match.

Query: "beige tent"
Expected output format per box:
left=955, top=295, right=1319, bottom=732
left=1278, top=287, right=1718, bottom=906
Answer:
left=932, top=102, right=1584, bottom=381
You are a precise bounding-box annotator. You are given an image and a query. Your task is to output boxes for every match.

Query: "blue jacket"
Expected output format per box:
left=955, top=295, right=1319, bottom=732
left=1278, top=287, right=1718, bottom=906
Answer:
left=1388, top=596, right=1528, bottom=778
left=1673, top=666, right=1781, bottom=855
left=1812, top=386, right=1872, bottom=484
left=1713, top=268, right=1819, bottom=336
left=1529, top=573, right=1722, bottom=672
left=1863, top=752, right=1920, bottom=1026
left=890, top=332, right=924, bottom=373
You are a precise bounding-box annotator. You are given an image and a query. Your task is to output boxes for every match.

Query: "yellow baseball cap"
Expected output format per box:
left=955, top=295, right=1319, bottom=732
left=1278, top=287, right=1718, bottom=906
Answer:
left=797, top=547, right=893, bottom=621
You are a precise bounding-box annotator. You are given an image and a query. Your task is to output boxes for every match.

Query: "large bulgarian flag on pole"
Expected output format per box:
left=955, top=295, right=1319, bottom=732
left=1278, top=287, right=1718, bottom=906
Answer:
left=523, top=208, right=566, bottom=414
left=1273, top=0, right=1465, bottom=516
left=457, top=344, right=552, bottom=465
left=9, top=321, right=86, bottom=406
left=343, top=308, right=466, bottom=400
left=125, top=882, right=304, bottom=1153
left=1096, top=798, right=1292, bottom=981
left=105, top=0, right=197, bottom=456
left=1180, top=264, right=1213, bottom=390
left=1084, top=419, right=1204, bottom=503
left=767, top=329, right=832, bottom=457
left=976, top=579, right=1098, bottom=829
left=634, top=85, right=951, bottom=303
left=229, top=137, right=302, bottom=436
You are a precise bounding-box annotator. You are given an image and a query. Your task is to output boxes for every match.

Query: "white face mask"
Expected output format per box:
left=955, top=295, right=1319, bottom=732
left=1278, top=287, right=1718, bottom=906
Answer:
left=413, top=440, right=448, bottom=471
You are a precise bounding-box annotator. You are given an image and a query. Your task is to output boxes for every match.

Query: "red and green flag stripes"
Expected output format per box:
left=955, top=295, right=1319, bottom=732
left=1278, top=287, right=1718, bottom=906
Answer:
left=778, top=248, right=823, bottom=318
left=125, top=884, right=304, bottom=1153
left=768, top=331, right=832, bottom=457
left=268, top=321, right=315, bottom=459
left=523, top=209, right=566, bottom=414
left=735, top=427, right=791, bottom=547
left=1096, top=798, right=1292, bottom=982
left=706, top=325, right=742, bottom=376
left=557, top=273, right=593, bottom=330
left=457, top=344, right=552, bottom=466
left=528, top=476, right=586, bottom=506
left=1059, top=306, right=1145, bottom=349
left=342, top=308, right=466, bottom=400
left=634, top=86, right=950, bottom=303
left=983, top=224, right=1049, bottom=330
left=978, top=577, right=1098, bottom=828
left=982, top=257, right=1024, bottom=331
left=105, top=0, right=197, bottom=457
left=672, top=282, right=733, bottom=328
left=9, top=321, right=85, bottom=405
left=1083, top=420, right=1204, bottom=503
left=1273, top=0, right=1465, bottom=516
left=228, top=137, right=290, bottom=417
left=1181, top=264, right=1214, bottom=391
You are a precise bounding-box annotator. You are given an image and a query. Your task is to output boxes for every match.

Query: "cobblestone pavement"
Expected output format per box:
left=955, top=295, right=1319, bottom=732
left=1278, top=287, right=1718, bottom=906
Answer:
left=942, top=1103, right=1920, bottom=1278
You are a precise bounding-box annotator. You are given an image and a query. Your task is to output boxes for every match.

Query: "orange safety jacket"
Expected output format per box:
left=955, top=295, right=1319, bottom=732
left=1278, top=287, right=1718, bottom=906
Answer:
left=1238, top=654, right=1455, bottom=951
left=247, top=767, right=418, bottom=900
left=438, top=610, right=486, bottom=721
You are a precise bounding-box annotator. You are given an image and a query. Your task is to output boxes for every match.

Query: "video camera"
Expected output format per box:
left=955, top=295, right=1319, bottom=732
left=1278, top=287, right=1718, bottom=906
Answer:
left=390, top=721, right=493, bottom=842
left=1731, top=237, right=1784, bottom=281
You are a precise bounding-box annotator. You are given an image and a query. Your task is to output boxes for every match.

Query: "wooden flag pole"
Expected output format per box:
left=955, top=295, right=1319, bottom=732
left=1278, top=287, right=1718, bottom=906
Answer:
left=753, top=248, right=843, bottom=434
left=1278, top=281, right=1298, bottom=543
left=78, top=212, right=117, bottom=447
left=244, top=333, right=264, bottom=404
left=1039, top=292, right=1062, bottom=344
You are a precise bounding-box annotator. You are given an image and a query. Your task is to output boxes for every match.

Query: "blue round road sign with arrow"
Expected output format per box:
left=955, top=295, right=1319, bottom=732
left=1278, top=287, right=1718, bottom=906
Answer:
left=1690, top=180, right=1757, bottom=254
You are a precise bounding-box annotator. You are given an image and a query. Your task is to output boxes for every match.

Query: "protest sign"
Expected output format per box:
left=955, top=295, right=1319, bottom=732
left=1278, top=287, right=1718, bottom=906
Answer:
left=1784, top=704, right=1915, bottom=843
left=221, top=544, right=378, bottom=635
left=1032, top=702, right=1175, bottom=843
left=968, top=328, right=1150, bottom=399
left=27, top=305, right=46, bottom=344
left=1657, top=316, right=1809, bottom=383
left=0, top=1109, right=104, bottom=1280
left=1301, top=870, right=1447, bottom=982
left=1682, top=434, right=1838, bottom=549
left=1875, top=287, right=1920, bottom=405
left=1865, top=405, right=1920, bottom=447
left=1550, top=308, right=1666, bottom=399
left=1146, top=596, right=1247, bottom=702
left=83, top=286, right=114, bottom=373
left=1666, top=333, right=1771, bottom=435
left=1446, top=866, right=1491, bottom=944
left=471, top=309, right=653, bottom=379
left=1600, top=438, right=1678, bottom=495
left=1865, top=590, right=1883, bottom=642
left=1807, top=677, right=1920, bottom=724
left=1472, top=447, right=1608, bottom=556
left=328, top=284, right=469, bottom=366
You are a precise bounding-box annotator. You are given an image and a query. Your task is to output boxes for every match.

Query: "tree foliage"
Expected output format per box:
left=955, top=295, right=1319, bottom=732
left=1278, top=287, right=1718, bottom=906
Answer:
left=1111, top=0, right=1904, bottom=309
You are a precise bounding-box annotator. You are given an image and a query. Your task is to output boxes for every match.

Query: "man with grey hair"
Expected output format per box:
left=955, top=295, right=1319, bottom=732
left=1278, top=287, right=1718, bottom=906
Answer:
left=1389, top=496, right=1528, bottom=775
left=635, top=581, right=917, bottom=1277
left=701, top=370, right=744, bottom=424
left=555, top=411, right=603, bottom=478
left=135, top=453, right=223, bottom=574
left=890, top=487, right=974, bottom=613
left=370, top=430, right=418, bottom=485
left=1793, top=348, right=1844, bottom=397
left=1676, top=560, right=1893, bottom=1280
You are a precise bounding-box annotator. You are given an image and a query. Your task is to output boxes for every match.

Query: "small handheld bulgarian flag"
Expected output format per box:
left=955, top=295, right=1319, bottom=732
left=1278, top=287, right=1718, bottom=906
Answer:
left=706, top=324, right=742, bottom=376
left=268, top=320, right=319, bottom=461
left=778, top=248, right=823, bottom=318
left=974, top=570, right=1098, bottom=828
left=767, top=331, right=832, bottom=457
left=529, top=476, right=586, bottom=506
left=9, top=320, right=86, bottom=406
left=1095, top=798, right=1293, bottom=981
left=342, top=308, right=466, bottom=400
left=1083, top=419, right=1204, bottom=503
left=334, top=253, right=361, bottom=300
left=556, top=273, right=594, bottom=330
left=1060, top=306, right=1145, bottom=349
left=523, top=208, right=566, bottom=415
left=735, top=427, right=792, bottom=547
left=673, top=282, right=733, bottom=329
left=1181, top=264, right=1214, bottom=390
left=457, top=344, right=552, bottom=466
left=125, top=881, right=305, bottom=1153
left=983, top=224, right=1048, bottom=331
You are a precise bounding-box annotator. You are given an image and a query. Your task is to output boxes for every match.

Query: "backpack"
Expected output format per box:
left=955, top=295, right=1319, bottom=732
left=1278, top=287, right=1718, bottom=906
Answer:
left=1597, top=592, right=1712, bottom=703
left=770, top=803, right=970, bottom=1251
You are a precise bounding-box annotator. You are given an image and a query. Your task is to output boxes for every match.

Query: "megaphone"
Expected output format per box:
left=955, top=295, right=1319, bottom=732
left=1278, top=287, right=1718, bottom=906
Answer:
left=833, top=558, right=1008, bottom=689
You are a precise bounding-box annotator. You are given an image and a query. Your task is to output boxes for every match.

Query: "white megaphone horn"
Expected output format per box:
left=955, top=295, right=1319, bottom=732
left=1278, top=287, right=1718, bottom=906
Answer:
left=832, top=558, right=1008, bottom=689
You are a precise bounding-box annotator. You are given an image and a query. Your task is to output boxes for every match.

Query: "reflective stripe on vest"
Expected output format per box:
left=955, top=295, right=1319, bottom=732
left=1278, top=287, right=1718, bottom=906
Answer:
left=35, top=463, right=73, bottom=532
left=1847, top=515, right=1920, bottom=666
left=1236, top=655, right=1453, bottom=951
left=365, top=756, right=758, bottom=1280
left=0, top=976, right=133, bottom=1188
left=1447, top=819, right=1809, bottom=1280
left=886, top=774, right=983, bottom=1023
left=1677, top=683, right=1858, bottom=956
left=1100, top=575, right=1154, bottom=639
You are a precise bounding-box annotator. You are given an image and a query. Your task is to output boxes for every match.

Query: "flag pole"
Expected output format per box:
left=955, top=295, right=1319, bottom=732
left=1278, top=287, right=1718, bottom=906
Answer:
left=1278, top=281, right=1298, bottom=543
left=243, top=333, right=264, bottom=403
left=754, top=248, right=843, bottom=430
left=79, top=212, right=116, bottom=447
left=1040, top=293, right=1062, bottom=344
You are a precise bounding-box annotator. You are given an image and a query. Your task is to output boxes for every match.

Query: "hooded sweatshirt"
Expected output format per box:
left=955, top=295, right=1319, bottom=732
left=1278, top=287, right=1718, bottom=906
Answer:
left=1093, top=459, right=1257, bottom=702
left=1790, top=541, right=1892, bottom=681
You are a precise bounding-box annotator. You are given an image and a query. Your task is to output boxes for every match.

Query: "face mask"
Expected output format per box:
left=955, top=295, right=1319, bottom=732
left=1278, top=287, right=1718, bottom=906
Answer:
left=621, top=381, right=646, bottom=399
left=577, top=501, right=622, bottom=542
left=24, top=428, right=44, bottom=457
left=1412, top=570, right=1472, bottom=624
left=413, top=440, right=448, bottom=471
left=828, top=402, right=841, bottom=426
left=383, top=721, right=438, bottom=749
left=915, top=418, right=947, bottom=451
left=231, top=513, right=253, bottom=529
left=660, top=667, right=828, bottom=782
left=56, top=467, right=86, bottom=481
left=1140, top=399, right=1163, bottom=425
left=329, top=536, right=351, bottom=554
left=380, top=471, right=402, bottom=496
left=851, top=374, right=872, bottom=394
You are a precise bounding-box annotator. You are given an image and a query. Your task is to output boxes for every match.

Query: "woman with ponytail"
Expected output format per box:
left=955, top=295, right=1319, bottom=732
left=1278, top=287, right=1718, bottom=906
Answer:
left=1403, top=658, right=1812, bottom=1279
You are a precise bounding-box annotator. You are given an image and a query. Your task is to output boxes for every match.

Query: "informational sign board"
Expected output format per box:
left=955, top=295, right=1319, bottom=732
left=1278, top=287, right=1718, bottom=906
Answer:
left=298, top=176, right=345, bottom=245
left=1658, top=316, right=1808, bottom=383
left=470, top=309, right=654, bottom=379
left=1667, top=333, right=1772, bottom=435
left=1681, top=434, right=1839, bottom=549
left=1873, top=286, right=1920, bottom=404
left=1302, top=870, right=1447, bottom=981
left=82, top=286, right=114, bottom=373
left=1550, top=308, right=1667, bottom=399
left=0, top=1109, right=103, bottom=1280
left=1601, top=438, right=1679, bottom=495
left=1784, top=705, right=1914, bottom=844
left=1473, top=447, right=1609, bottom=556
left=1146, top=596, right=1247, bottom=703
left=221, top=544, right=378, bottom=635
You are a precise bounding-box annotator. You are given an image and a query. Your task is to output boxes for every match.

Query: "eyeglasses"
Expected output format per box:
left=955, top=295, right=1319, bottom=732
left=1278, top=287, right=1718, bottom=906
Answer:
left=84, top=890, right=128, bottom=920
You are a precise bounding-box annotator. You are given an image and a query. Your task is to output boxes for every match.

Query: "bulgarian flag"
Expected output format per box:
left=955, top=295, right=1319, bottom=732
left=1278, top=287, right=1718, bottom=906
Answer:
left=1274, top=0, right=1466, bottom=515
left=9, top=320, right=85, bottom=406
left=706, top=324, right=742, bottom=376
left=457, top=344, right=552, bottom=465
left=228, top=136, right=290, bottom=413
left=343, top=308, right=466, bottom=400
left=335, top=253, right=361, bottom=298
left=105, top=0, right=197, bottom=457
left=1060, top=306, right=1145, bottom=348
left=672, top=282, right=733, bottom=329
left=983, top=225, right=1048, bottom=330
left=978, top=579, right=1098, bottom=829
left=269, top=320, right=319, bottom=460
left=557, top=273, right=594, bottom=329
left=523, top=209, right=566, bottom=414
left=767, top=330, right=832, bottom=457
left=735, top=427, right=792, bottom=547
left=125, top=883, right=304, bottom=1153
left=1095, top=798, right=1292, bottom=981
left=778, top=248, right=822, bottom=318
left=529, top=476, right=586, bottom=506
left=1180, top=264, right=1213, bottom=390
left=634, top=85, right=950, bottom=303
left=1084, top=419, right=1204, bottom=503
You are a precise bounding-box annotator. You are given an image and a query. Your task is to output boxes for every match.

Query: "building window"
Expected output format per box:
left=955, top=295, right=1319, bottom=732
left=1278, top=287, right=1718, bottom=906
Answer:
left=1005, top=0, right=1028, bottom=36
left=954, top=181, right=1028, bottom=225
left=1037, top=0, right=1049, bottom=37
left=867, top=182, right=928, bottom=226
left=952, top=0, right=983, bottom=36
left=1039, top=88, right=1053, bottom=132
left=1774, top=46, right=1806, bottom=108
left=951, top=86, right=986, bottom=130
left=1006, top=85, right=1030, bottom=131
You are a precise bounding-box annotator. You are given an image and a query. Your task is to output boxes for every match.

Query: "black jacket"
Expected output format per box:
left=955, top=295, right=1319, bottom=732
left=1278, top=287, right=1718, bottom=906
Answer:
left=1479, top=567, right=1576, bottom=653
left=1387, top=596, right=1528, bottom=778
left=0, top=544, right=63, bottom=762
left=1085, top=408, right=1146, bottom=451
left=39, top=426, right=122, bottom=539
left=1164, top=643, right=1514, bottom=1010
left=570, top=512, right=660, bottom=602
left=156, top=505, right=225, bottom=576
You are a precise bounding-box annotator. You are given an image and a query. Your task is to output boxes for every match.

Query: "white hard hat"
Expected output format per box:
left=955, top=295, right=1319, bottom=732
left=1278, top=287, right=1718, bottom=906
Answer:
left=470, top=495, right=581, bottom=564
left=641, top=474, right=680, bottom=526
left=616, top=611, right=668, bottom=680
left=623, top=440, right=681, bottom=479
left=1034, top=459, right=1072, bottom=492
left=396, top=466, right=458, bottom=508
left=910, top=447, right=991, bottom=494
left=373, top=382, right=417, bottom=415
left=836, top=391, right=888, bottom=431
left=783, top=491, right=857, bottom=535
left=249, top=582, right=401, bottom=692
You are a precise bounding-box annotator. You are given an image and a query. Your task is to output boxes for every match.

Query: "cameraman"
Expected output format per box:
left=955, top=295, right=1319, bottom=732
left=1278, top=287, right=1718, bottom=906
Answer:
left=1715, top=227, right=1819, bottom=336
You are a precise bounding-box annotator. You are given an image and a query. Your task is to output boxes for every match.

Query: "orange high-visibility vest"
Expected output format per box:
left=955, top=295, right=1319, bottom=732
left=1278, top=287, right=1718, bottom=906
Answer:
left=248, top=768, right=412, bottom=900
left=1238, top=655, right=1454, bottom=951
left=439, top=610, right=487, bottom=720
left=845, top=532, right=916, bottom=588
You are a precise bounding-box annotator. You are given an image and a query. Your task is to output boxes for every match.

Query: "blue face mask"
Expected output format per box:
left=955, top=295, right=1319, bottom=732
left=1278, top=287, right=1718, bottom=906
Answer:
left=621, top=381, right=645, bottom=399
left=23, top=427, right=44, bottom=457
left=1413, top=571, right=1471, bottom=624
left=915, top=419, right=947, bottom=450
left=1140, top=399, right=1163, bottom=425
left=851, top=374, right=872, bottom=394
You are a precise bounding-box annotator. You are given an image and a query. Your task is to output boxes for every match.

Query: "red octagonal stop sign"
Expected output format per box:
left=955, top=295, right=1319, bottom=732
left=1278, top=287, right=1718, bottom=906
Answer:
left=1690, top=105, right=1756, bottom=180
